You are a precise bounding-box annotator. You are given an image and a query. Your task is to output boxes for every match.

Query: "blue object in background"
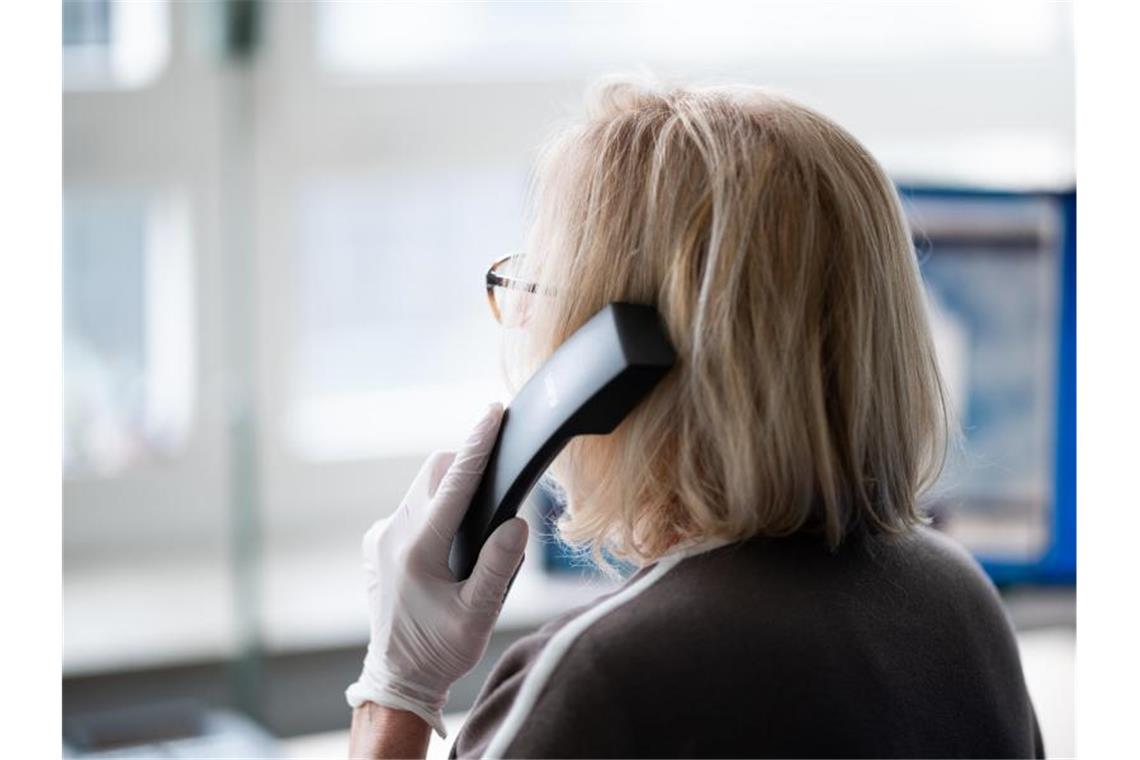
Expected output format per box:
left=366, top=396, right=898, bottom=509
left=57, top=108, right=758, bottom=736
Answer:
left=534, top=480, right=604, bottom=577
left=901, top=186, right=1075, bottom=586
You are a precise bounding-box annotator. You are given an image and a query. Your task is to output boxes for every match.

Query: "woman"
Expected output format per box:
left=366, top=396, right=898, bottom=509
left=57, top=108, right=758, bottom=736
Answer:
left=345, top=80, right=1043, bottom=758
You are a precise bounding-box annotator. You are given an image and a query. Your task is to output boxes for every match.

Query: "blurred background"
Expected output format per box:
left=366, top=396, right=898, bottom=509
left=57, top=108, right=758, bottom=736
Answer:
left=62, top=2, right=1075, bottom=757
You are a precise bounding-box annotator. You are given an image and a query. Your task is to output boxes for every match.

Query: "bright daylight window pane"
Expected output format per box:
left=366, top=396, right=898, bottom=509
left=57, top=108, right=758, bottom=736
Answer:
left=913, top=196, right=1060, bottom=561
left=317, top=2, right=1064, bottom=77
left=287, top=169, right=527, bottom=460
left=64, top=187, right=195, bottom=476
left=63, top=0, right=170, bottom=90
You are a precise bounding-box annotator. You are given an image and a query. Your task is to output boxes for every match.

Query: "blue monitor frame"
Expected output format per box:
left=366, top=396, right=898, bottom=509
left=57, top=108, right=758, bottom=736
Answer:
left=899, top=185, right=1076, bottom=586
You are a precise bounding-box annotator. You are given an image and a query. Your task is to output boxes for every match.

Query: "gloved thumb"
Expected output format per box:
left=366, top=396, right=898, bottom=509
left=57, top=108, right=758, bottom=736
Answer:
left=459, top=517, right=528, bottom=609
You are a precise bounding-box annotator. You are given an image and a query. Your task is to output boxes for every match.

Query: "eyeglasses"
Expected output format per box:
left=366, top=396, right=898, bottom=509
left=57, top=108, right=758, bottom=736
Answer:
left=485, top=254, right=542, bottom=325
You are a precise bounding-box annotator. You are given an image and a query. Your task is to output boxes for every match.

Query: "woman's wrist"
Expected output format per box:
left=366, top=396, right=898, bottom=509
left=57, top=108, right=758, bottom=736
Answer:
left=345, top=668, right=449, bottom=738
left=349, top=702, right=432, bottom=760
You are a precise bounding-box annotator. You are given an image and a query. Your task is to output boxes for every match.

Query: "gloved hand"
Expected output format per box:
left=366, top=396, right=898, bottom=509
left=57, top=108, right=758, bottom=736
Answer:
left=345, top=403, right=528, bottom=738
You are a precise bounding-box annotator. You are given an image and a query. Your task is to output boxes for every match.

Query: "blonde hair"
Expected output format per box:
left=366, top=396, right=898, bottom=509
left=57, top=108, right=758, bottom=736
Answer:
left=508, top=79, right=949, bottom=568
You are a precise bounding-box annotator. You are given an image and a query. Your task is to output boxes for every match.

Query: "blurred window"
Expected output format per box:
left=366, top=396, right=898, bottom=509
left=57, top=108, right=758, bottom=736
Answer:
left=63, top=0, right=111, bottom=46
left=316, top=2, right=1067, bottom=77
left=64, top=187, right=195, bottom=476
left=63, top=0, right=170, bottom=90
left=286, top=169, right=526, bottom=460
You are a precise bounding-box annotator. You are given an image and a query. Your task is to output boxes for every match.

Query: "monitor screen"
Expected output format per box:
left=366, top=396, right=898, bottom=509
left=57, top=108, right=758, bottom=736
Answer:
left=907, top=192, right=1065, bottom=565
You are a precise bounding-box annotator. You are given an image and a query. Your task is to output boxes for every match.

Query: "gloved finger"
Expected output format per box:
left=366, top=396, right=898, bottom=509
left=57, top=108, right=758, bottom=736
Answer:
left=361, top=516, right=390, bottom=569
left=426, top=451, right=457, bottom=499
left=423, top=403, right=504, bottom=546
left=459, top=517, right=528, bottom=609
left=389, top=450, right=457, bottom=536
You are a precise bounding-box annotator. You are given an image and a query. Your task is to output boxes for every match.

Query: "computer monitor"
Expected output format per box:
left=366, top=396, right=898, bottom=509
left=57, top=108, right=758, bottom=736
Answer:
left=903, top=186, right=1075, bottom=585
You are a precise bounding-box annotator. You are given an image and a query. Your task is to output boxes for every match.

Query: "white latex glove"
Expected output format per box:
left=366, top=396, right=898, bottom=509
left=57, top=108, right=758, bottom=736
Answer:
left=345, top=403, right=529, bottom=738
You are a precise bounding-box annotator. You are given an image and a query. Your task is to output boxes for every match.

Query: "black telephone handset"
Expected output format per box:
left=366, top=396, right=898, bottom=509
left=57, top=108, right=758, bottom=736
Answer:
left=447, top=303, right=677, bottom=581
